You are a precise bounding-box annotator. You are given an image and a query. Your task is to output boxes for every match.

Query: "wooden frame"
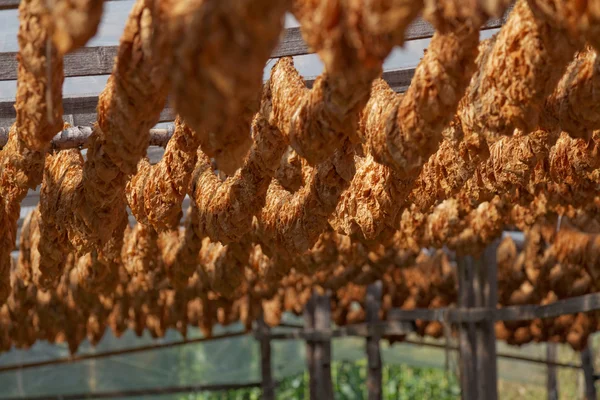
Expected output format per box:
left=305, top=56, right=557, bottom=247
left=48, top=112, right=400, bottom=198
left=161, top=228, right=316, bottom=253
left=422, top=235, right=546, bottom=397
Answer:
left=2, top=3, right=597, bottom=399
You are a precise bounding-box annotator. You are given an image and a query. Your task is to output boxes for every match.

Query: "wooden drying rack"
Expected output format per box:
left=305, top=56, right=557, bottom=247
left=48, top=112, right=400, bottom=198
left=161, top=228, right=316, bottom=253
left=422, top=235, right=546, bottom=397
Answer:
left=0, top=242, right=598, bottom=400
left=1, top=2, right=597, bottom=400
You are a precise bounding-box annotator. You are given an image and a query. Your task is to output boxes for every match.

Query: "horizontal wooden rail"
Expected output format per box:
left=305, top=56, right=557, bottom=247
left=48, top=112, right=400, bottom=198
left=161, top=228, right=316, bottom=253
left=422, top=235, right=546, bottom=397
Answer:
left=388, top=292, right=600, bottom=323
left=254, top=321, right=415, bottom=341
left=0, top=66, right=415, bottom=128
left=0, top=0, right=22, bottom=9
left=0, top=93, right=176, bottom=127
left=0, top=0, right=127, bottom=10
left=0, top=28, right=306, bottom=81
left=0, top=312, right=582, bottom=375
left=256, top=321, right=583, bottom=370
left=399, top=339, right=582, bottom=370
left=0, top=47, right=117, bottom=81
left=0, top=5, right=512, bottom=81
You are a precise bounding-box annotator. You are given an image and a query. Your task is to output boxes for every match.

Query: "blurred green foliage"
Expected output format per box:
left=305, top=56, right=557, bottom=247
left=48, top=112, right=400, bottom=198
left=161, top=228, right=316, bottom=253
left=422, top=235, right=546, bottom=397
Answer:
left=178, top=361, right=460, bottom=400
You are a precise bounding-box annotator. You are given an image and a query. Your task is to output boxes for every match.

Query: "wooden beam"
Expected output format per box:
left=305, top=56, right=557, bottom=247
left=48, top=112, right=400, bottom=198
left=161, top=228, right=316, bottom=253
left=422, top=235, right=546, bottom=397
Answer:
left=457, top=256, right=478, bottom=400
left=0, top=95, right=176, bottom=128
left=257, top=318, right=275, bottom=400
left=272, top=27, right=308, bottom=58
left=581, top=344, right=597, bottom=400
left=0, top=67, right=414, bottom=128
left=257, top=320, right=414, bottom=341
left=304, top=296, right=317, bottom=400
left=494, top=294, right=600, bottom=322
left=547, top=343, right=559, bottom=400
left=0, top=2, right=513, bottom=81
left=475, top=243, right=499, bottom=400
left=0, top=29, right=306, bottom=81
left=389, top=292, right=600, bottom=323
left=313, top=292, right=333, bottom=400
left=0, top=0, right=129, bottom=10
left=0, top=0, right=21, bottom=9
left=0, top=47, right=117, bottom=81
left=366, top=282, right=383, bottom=400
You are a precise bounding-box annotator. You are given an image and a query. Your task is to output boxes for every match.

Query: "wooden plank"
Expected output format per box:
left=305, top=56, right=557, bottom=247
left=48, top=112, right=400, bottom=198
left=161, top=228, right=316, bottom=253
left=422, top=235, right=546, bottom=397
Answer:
left=0, top=67, right=414, bottom=128
left=256, top=321, right=414, bottom=341
left=273, top=10, right=511, bottom=60
left=0, top=47, right=117, bottom=81
left=0, top=93, right=176, bottom=128
left=0, top=30, right=303, bottom=81
left=389, top=291, right=600, bottom=323
left=313, top=292, right=333, bottom=400
left=495, top=293, right=600, bottom=322
left=257, top=318, right=275, bottom=400
left=0, top=2, right=513, bottom=80
left=475, top=243, right=498, bottom=400
left=0, top=0, right=127, bottom=10
left=547, top=343, right=559, bottom=400
left=271, top=27, right=308, bottom=58
left=366, top=282, right=383, bottom=400
left=457, top=255, right=477, bottom=400
left=304, top=295, right=317, bottom=400
left=0, top=29, right=302, bottom=81
left=0, top=0, right=19, bottom=9
left=581, top=344, right=597, bottom=400
left=402, top=3, right=513, bottom=41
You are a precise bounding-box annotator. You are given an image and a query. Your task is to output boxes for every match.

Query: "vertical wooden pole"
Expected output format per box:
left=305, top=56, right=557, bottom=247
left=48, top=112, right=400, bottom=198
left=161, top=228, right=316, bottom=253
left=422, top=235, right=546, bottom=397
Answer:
left=546, top=343, right=559, bottom=400
left=314, top=292, right=333, bottom=400
left=304, top=295, right=317, bottom=399
left=257, top=317, right=275, bottom=400
left=474, top=243, right=499, bottom=400
left=457, top=255, right=477, bottom=400
left=581, top=342, right=597, bottom=400
left=366, top=281, right=383, bottom=400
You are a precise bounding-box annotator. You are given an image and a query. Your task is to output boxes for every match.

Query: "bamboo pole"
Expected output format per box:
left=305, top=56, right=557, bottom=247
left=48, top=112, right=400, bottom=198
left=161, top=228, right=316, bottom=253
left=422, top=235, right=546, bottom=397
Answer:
left=0, top=125, right=175, bottom=150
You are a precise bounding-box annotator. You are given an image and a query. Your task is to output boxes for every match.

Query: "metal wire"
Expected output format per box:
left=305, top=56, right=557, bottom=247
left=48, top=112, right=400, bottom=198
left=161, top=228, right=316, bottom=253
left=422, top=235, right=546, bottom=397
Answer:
left=0, top=381, right=265, bottom=400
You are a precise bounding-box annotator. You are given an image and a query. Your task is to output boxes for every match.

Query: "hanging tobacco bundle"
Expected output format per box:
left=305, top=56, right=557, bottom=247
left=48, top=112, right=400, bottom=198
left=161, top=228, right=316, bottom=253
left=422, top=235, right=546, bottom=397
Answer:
left=268, top=0, right=426, bottom=165
left=79, top=0, right=171, bottom=252
left=330, top=23, right=481, bottom=242
left=460, top=0, right=582, bottom=140
left=47, top=0, right=104, bottom=54
left=542, top=47, right=600, bottom=139
left=255, top=143, right=355, bottom=257
left=192, top=90, right=287, bottom=244
left=0, top=0, right=65, bottom=302
left=126, top=117, right=202, bottom=232
left=527, top=0, right=600, bottom=52
left=168, top=0, right=288, bottom=173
